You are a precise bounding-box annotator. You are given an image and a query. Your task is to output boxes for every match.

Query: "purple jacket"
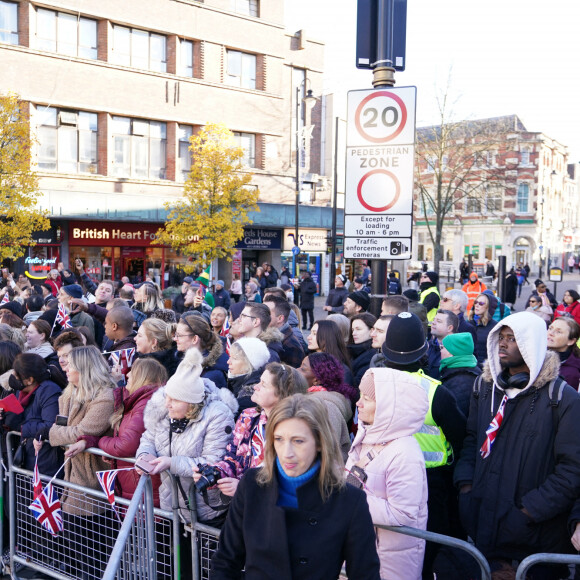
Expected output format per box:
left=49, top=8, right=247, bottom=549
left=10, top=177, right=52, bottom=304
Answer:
left=559, top=350, right=580, bottom=391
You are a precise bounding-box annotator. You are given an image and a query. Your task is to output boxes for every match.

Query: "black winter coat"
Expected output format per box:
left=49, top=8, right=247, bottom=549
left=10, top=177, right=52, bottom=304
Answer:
left=136, top=345, right=180, bottom=378
left=5, top=380, right=64, bottom=476
left=454, top=354, right=580, bottom=560
left=439, top=364, right=481, bottom=418
left=211, top=468, right=381, bottom=579
left=213, top=288, right=231, bottom=311
left=469, top=319, right=497, bottom=367
left=297, top=277, right=317, bottom=310
left=348, top=340, right=374, bottom=388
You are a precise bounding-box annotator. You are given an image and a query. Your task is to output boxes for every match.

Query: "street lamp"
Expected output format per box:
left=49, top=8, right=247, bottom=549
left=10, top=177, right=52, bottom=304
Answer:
left=293, top=82, right=317, bottom=276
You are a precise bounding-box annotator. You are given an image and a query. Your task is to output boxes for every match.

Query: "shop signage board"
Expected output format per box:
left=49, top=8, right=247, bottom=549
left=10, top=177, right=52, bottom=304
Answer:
left=283, top=229, right=328, bottom=252
left=344, top=86, right=416, bottom=259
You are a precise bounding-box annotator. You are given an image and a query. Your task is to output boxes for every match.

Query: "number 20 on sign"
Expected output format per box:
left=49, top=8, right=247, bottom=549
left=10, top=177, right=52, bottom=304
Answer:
left=347, top=86, right=416, bottom=147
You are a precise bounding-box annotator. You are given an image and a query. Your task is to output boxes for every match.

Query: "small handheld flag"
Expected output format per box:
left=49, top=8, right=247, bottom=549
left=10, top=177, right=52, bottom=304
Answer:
left=96, top=470, right=118, bottom=506
left=29, top=483, right=63, bottom=537
left=1, top=293, right=9, bottom=305
left=55, top=303, right=72, bottom=329
left=32, top=458, right=42, bottom=500
left=220, top=317, right=230, bottom=337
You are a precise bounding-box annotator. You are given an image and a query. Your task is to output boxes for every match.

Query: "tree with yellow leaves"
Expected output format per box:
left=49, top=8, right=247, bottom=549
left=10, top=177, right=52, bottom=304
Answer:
left=0, top=94, right=50, bottom=262
left=155, top=123, right=259, bottom=272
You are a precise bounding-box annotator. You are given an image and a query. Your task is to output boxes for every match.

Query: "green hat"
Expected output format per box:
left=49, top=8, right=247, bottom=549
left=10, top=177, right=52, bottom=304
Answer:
left=442, top=333, right=474, bottom=357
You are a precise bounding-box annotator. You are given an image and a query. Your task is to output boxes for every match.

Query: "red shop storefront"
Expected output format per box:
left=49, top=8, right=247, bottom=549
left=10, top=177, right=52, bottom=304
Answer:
left=68, top=221, right=192, bottom=287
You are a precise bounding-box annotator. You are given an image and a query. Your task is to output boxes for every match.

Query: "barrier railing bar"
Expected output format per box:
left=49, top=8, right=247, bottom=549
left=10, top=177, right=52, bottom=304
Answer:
left=102, top=474, right=151, bottom=580
left=170, top=475, right=182, bottom=580
left=11, top=556, right=71, bottom=580
left=515, top=553, right=580, bottom=580
left=145, top=475, right=157, bottom=579
left=376, top=524, right=492, bottom=580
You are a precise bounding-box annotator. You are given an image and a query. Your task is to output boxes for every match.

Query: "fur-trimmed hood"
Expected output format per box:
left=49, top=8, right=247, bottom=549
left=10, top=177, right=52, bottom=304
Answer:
left=202, top=338, right=225, bottom=369
left=258, top=326, right=284, bottom=346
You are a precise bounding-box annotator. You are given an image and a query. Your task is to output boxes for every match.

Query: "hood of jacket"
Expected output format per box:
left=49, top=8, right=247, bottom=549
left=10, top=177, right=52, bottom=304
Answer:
left=258, top=326, right=284, bottom=347
left=202, top=338, right=225, bottom=369
left=485, top=312, right=557, bottom=392
left=467, top=273, right=480, bottom=284
left=355, top=368, right=429, bottom=445
left=312, top=389, right=353, bottom=423
left=116, top=383, right=160, bottom=413
left=143, top=378, right=238, bottom=431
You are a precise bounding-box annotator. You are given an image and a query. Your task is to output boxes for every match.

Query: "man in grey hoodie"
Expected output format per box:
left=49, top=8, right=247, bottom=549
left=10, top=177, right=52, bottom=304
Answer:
left=455, top=312, right=580, bottom=578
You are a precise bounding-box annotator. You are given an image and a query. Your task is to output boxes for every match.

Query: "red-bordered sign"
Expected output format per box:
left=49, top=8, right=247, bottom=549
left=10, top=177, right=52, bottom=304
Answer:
left=354, top=91, right=408, bottom=144
left=356, top=169, right=401, bottom=212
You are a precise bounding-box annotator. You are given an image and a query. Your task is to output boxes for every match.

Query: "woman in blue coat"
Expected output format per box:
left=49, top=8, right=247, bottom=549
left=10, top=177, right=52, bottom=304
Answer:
left=4, top=353, right=64, bottom=475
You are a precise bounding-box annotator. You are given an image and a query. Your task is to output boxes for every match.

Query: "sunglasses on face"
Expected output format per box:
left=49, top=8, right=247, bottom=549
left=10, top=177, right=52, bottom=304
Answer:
left=474, top=300, right=487, bottom=306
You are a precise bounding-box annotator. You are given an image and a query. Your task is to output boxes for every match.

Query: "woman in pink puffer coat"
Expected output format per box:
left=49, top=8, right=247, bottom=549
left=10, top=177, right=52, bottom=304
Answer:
left=346, top=368, right=429, bottom=580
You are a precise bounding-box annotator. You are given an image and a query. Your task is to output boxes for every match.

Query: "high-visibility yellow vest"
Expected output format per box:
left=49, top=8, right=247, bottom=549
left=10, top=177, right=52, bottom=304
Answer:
left=408, top=370, right=452, bottom=468
left=419, top=286, right=441, bottom=323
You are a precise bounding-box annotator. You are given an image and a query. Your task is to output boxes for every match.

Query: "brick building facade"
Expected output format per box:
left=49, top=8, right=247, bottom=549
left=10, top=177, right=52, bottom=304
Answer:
left=413, top=115, right=579, bottom=276
left=0, top=0, right=333, bottom=286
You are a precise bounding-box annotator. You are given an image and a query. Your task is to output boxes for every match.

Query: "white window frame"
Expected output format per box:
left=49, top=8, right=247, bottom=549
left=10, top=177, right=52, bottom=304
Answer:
left=111, top=117, right=167, bottom=180
left=233, top=132, right=256, bottom=168
left=111, top=25, right=167, bottom=72
left=226, top=49, right=256, bottom=89
left=178, top=124, right=193, bottom=182
left=35, top=8, right=97, bottom=59
left=0, top=1, right=18, bottom=45
left=516, top=182, right=529, bottom=214
left=231, top=0, right=258, bottom=17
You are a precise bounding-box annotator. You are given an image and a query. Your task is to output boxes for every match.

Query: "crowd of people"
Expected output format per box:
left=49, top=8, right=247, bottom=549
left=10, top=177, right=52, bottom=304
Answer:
left=0, top=260, right=580, bottom=579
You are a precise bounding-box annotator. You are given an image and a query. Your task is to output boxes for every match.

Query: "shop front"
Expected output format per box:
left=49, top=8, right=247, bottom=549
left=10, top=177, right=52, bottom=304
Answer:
left=68, top=221, right=192, bottom=288
left=234, top=228, right=283, bottom=283
left=283, top=228, right=328, bottom=292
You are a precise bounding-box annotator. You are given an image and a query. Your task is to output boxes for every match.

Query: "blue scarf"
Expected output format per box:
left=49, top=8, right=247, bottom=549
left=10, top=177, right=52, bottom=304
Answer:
left=275, top=458, right=320, bottom=508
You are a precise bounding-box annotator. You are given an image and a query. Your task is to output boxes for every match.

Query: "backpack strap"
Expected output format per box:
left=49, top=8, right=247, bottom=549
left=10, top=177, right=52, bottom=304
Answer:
left=499, top=302, right=505, bottom=319
left=472, top=374, right=484, bottom=399
left=548, top=376, right=566, bottom=434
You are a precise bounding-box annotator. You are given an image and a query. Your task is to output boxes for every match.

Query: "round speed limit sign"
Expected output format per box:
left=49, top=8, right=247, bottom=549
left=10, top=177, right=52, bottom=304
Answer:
left=348, top=86, right=416, bottom=147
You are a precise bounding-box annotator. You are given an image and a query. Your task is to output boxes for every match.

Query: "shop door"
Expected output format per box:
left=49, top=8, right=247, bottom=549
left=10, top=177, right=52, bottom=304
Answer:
left=122, top=248, right=145, bottom=284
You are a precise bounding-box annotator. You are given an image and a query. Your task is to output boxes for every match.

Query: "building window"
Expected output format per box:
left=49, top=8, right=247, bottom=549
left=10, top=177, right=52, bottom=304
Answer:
left=520, top=147, right=530, bottom=166
left=36, top=8, right=97, bottom=59
left=231, top=0, right=258, bottom=17
left=37, top=107, right=98, bottom=174
left=425, top=155, right=436, bottom=173
left=517, top=183, right=529, bottom=213
left=485, top=187, right=502, bottom=213
left=233, top=132, right=256, bottom=167
left=111, top=25, right=166, bottom=72
left=466, top=197, right=481, bottom=214
left=419, top=195, right=435, bottom=216
left=0, top=1, right=18, bottom=45
left=112, top=117, right=166, bottom=180
left=178, top=125, right=193, bottom=181
left=178, top=39, right=193, bottom=77
left=226, top=50, right=256, bottom=89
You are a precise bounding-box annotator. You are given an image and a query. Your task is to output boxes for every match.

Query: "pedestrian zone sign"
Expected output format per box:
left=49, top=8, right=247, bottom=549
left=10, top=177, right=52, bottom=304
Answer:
left=344, top=86, right=416, bottom=260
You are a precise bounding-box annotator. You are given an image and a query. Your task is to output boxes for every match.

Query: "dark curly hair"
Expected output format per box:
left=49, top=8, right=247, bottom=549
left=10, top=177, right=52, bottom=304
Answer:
left=308, top=352, right=358, bottom=404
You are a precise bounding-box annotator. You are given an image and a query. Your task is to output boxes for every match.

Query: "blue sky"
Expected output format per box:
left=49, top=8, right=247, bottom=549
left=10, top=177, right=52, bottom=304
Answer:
left=286, top=0, right=580, bottom=161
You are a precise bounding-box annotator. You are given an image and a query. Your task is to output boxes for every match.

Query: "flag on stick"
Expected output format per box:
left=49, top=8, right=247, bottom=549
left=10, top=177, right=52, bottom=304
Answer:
left=29, top=483, right=63, bottom=537
left=32, top=455, right=42, bottom=500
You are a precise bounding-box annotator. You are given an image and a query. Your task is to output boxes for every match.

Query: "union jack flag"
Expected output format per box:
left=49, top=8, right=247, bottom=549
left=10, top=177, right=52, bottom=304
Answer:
left=32, top=457, right=43, bottom=500
left=1, top=293, right=9, bottom=305
left=108, top=348, right=136, bottom=377
left=29, top=483, right=63, bottom=537
left=55, top=303, right=72, bottom=329
left=225, top=335, right=232, bottom=356
left=96, top=469, right=118, bottom=507
left=480, top=394, right=508, bottom=459
left=220, top=317, right=230, bottom=337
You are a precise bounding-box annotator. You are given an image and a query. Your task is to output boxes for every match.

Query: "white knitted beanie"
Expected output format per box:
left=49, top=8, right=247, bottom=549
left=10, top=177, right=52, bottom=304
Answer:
left=234, top=337, right=270, bottom=372
left=165, top=348, right=205, bottom=404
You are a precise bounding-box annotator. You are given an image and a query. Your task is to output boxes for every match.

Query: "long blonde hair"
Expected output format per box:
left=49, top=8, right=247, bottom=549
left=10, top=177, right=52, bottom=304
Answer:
left=110, top=358, right=167, bottom=430
left=257, top=394, right=345, bottom=501
left=67, top=346, right=116, bottom=404
left=134, top=284, right=164, bottom=314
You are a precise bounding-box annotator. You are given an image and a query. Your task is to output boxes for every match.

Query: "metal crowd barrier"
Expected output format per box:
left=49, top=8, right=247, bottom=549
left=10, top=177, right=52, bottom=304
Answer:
left=375, top=524, right=492, bottom=580
left=515, top=553, right=580, bottom=580
left=5, top=433, right=177, bottom=580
